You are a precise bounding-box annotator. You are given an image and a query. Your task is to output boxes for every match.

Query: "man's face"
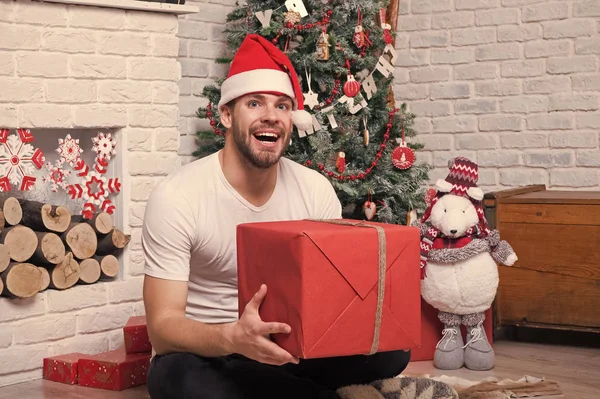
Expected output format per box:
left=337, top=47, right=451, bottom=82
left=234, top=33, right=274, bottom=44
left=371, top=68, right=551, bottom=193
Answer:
left=223, top=93, right=293, bottom=169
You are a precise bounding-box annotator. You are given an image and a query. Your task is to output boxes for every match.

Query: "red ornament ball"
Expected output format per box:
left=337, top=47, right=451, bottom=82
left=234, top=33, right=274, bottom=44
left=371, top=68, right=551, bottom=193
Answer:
left=392, top=145, right=415, bottom=170
left=343, top=75, right=361, bottom=98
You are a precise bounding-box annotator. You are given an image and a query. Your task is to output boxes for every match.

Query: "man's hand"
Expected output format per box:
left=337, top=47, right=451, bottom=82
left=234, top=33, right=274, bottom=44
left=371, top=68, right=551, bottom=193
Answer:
left=226, top=284, right=300, bottom=366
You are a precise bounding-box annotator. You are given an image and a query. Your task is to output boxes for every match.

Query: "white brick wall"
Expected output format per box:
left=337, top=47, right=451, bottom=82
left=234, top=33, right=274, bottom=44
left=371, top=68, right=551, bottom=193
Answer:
left=176, top=0, right=235, bottom=163
left=177, top=0, right=598, bottom=190
left=0, top=0, right=183, bottom=386
left=396, top=0, right=600, bottom=190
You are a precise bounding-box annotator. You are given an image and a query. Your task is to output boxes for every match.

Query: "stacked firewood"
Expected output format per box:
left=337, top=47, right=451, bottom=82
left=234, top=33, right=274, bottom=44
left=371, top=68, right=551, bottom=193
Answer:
left=0, top=197, right=130, bottom=299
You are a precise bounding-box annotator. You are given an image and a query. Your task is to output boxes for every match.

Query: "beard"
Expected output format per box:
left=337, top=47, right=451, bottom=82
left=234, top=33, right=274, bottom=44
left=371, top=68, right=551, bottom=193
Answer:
left=231, top=120, right=290, bottom=169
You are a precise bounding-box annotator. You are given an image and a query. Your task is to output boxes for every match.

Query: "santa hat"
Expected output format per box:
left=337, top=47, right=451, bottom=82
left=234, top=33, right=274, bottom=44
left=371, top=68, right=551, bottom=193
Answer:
left=418, top=157, right=490, bottom=280
left=218, top=34, right=313, bottom=131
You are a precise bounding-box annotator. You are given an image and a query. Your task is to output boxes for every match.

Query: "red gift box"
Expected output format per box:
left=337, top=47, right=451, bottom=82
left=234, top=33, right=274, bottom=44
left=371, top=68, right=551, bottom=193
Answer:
left=77, top=348, right=151, bottom=391
left=410, top=299, right=493, bottom=361
left=123, top=315, right=152, bottom=354
left=236, top=219, right=421, bottom=359
left=43, top=353, right=82, bottom=385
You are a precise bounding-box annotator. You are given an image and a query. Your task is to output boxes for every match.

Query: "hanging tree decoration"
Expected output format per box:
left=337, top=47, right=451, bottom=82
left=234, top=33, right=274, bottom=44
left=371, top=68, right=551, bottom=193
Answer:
left=66, top=133, right=121, bottom=219
left=391, top=113, right=416, bottom=170
left=0, top=128, right=45, bottom=192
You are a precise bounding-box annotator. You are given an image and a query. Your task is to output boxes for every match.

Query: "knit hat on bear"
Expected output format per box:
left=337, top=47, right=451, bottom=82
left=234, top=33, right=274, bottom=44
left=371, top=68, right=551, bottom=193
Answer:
left=218, top=33, right=313, bottom=131
left=418, top=157, right=490, bottom=279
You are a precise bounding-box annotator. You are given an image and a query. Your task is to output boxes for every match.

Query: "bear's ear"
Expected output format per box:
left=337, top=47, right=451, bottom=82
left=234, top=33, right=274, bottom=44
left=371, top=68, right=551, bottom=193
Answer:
left=435, top=179, right=453, bottom=192
left=467, top=186, right=484, bottom=201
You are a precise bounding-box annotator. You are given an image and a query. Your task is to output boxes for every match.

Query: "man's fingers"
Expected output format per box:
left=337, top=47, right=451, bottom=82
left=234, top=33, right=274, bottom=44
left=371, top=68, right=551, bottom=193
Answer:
left=246, top=284, right=267, bottom=312
left=260, top=338, right=299, bottom=365
left=257, top=321, right=291, bottom=336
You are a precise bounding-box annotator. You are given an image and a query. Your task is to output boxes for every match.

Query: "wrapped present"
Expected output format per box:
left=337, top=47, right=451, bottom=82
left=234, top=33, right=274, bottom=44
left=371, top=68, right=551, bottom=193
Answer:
left=123, top=315, right=152, bottom=354
left=77, top=348, right=151, bottom=391
left=236, top=219, right=421, bottom=359
left=43, top=352, right=82, bottom=385
left=410, top=299, right=493, bottom=361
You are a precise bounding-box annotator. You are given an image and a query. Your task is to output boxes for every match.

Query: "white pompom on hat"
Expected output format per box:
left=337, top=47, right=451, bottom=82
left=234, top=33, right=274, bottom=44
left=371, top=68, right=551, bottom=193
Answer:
left=218, top=34, right=313, bottom=131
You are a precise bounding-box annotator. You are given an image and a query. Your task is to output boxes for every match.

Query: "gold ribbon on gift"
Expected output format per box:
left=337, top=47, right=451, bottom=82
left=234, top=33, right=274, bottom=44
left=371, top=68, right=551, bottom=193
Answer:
left=306, top=219, right=386, bottom=355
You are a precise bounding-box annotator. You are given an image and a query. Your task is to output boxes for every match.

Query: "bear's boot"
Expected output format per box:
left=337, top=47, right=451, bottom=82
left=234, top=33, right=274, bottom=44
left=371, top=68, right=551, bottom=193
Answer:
left=434, top=312, right=464, bottom=370
left=462, top=312, right=495, bottom=371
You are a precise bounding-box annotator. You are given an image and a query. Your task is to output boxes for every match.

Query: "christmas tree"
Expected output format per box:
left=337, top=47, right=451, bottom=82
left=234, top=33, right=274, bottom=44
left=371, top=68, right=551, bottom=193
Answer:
left=194, top=0, right=431, bottom=225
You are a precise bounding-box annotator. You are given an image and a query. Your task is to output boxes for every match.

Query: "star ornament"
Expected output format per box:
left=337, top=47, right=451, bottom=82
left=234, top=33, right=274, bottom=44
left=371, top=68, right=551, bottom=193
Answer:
left=303, top=90, right=319, bottom=110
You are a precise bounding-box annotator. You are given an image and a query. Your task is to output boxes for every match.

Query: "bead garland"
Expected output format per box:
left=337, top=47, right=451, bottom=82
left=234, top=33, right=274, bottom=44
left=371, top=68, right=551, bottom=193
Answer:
left=303, top=108, right=398, bottom=181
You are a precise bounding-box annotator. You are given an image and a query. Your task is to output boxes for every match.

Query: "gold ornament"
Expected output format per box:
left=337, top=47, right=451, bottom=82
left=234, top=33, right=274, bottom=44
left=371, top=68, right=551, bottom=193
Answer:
left=315, top=30, right=330, bottom=61
left=284, top=10, right=301, bottom=25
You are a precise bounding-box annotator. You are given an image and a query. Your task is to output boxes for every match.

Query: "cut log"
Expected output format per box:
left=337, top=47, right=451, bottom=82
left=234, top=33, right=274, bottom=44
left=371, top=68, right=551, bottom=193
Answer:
left=79, top=258, right=101, bottom=284
left=19, top=199, right=71, bottom=233
left=96, top=254, right=119, bottom=279
left=0, top=275, right=3, bottom=295
left=47, top=252, right=80, bottom=290
left=96, top=229, right=131, bottom=256
left=31, top=232, right=66, bottom=265
left=0, top=262, right=42, bottom=298
left=0, top=197, right=22, bottom=226
left=38, top=266, right=50, bottom=291
left=0, top=243, right=10, bottom=274
left=0, top=225, right=38, bottom=262
left=0, top=210, right=4, bottom=234
left=72, top=212, right=113, bottom=235
left=60, top=223, right=97, bottom=260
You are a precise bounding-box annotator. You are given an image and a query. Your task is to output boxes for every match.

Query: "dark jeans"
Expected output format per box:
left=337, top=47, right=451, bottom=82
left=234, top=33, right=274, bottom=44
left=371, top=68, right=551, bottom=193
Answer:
left=147, top=349, right=411, bottom=399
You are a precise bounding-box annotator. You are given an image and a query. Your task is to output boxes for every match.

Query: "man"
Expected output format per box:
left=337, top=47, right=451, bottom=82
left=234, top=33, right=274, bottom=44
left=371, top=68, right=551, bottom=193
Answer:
left=142, top=34, right=449, bottom=399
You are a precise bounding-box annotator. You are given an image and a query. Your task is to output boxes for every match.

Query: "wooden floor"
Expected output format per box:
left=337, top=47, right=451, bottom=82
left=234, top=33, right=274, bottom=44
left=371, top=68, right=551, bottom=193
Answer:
left=0, top=337, right=598, bottom=398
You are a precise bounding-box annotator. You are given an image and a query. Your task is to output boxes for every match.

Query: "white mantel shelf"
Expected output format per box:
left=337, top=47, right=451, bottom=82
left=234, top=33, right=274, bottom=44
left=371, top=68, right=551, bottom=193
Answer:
left=39, top=0, right=199, bottom=14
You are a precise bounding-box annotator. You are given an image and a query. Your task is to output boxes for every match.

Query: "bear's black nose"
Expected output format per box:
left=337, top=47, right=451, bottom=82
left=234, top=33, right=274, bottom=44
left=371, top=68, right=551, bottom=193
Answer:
left=450, top=229, right=457, bottom=234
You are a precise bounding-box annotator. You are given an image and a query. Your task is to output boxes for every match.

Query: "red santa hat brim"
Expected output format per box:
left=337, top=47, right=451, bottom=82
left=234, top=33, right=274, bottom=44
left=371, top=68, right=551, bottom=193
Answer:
left=218, top=34, right=313, bottom=130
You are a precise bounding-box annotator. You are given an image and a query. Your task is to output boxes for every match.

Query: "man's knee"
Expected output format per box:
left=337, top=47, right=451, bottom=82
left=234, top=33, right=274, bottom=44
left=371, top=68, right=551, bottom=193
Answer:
left=147, top=353, right=236, bottom=399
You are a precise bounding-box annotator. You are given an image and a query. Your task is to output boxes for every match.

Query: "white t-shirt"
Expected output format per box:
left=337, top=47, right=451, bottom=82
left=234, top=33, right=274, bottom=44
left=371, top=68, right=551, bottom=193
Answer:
left=142, top=151, right=342, bottom=324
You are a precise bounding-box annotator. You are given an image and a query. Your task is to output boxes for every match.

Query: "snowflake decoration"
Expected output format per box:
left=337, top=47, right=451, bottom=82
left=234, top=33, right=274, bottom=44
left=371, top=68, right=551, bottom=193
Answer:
left=56, top=134, right=83, bottom=167
left=92, top=132, right=117, bottom=162
left=42, top=160, right=72, bottom=192
left=67, top=156, right=120, bottom=219
left=0, top=128, right=45, bottom=192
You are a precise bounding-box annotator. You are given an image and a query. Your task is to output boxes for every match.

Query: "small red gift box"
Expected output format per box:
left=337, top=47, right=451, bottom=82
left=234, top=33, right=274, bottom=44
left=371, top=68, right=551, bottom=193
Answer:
left=410, top=299, right=493, bottom=361
left=236, top=219, right=421, bottom=359
left=43, top=353, right=83, bottom=384
left=123, top=315, right=152, bottom=354
left=77, top=348, right=151, bottom=391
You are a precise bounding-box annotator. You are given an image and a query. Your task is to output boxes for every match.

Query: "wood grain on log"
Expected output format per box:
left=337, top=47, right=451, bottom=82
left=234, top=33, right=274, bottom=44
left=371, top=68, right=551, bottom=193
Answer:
left=48, top=252, right=80, bottom=290
left=60, top=223, right=98, bottom=260
left=0, top=243, right=10, bottom=273
left=38, top=266, right=50, bottom=291
left=72, top=212, right=114, bottom=235
left=96, top=254, right=119, bottom=278
left=31, top=232, right=66, bottom=265
left=0, top=262, right=42, bottom=298
left=0, top=225, right=38, bottom=262
left=0, top=197, right=22, bottom=226
left=79, top=258, right=101, bottom=284
left=0, top=210, right=4, bottom=234
left=96, top=229, right=130, bottom=256
left=19, top=199, right=71, bottom=233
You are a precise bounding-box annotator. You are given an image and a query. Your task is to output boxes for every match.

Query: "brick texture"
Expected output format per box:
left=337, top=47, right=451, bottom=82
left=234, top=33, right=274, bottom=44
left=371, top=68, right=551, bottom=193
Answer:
left=395, top=0, right=600, bottom=191
left=0, top=0, right=184, bottom=387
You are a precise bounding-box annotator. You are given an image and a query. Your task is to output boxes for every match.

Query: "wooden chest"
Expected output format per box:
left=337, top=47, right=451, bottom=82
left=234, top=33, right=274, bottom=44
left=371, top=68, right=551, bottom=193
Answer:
left=483, top=185, right=600, bottom=333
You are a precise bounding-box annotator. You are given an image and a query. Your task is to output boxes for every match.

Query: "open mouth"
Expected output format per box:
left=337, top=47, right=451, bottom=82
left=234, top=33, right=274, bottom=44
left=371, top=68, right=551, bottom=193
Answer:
left=253, top=132, right=280, bottom=144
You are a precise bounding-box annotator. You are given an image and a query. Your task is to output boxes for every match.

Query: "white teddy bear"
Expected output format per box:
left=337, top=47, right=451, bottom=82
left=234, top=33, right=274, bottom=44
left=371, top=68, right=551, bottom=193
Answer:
left=413, top=157, right=517, bottom=371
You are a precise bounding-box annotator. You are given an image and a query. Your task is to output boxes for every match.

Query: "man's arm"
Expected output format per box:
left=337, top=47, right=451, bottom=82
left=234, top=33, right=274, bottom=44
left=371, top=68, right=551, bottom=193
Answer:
left=143, top=275, right=235, bottom=357
left=144, top=275, right=299, bottom=364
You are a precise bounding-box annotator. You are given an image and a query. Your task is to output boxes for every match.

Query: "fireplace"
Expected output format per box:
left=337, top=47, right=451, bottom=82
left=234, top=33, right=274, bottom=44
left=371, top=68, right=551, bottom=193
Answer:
left=0, top=0, right=198, bottom=386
